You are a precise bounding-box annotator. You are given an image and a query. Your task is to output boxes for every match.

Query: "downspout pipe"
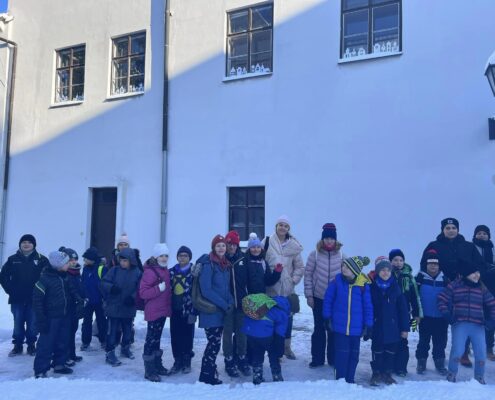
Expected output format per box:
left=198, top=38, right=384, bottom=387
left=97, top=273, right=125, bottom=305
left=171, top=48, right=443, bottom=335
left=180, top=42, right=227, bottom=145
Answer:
left=160, top=0, right=171, bottom=242
left=0, top=36, right=17, bottom=264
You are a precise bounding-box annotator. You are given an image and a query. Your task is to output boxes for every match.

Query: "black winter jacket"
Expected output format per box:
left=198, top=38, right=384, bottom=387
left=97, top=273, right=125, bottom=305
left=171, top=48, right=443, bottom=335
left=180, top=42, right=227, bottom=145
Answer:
left=33, top=268, right=83, bottom=326
left=100, top=264, right=142, bottom=318
left=245, top=252, right=281, bottom=295
left=421, top=234, right=484, bottom=281
left=0, top=250, right=49, bottom=304
left=226, top=249, right=248, bottom=309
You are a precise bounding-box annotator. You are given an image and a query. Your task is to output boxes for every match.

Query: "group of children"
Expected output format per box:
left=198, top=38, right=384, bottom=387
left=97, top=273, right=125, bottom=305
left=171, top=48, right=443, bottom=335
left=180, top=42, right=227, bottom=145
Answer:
left=322, top=245, right=495, bottom=386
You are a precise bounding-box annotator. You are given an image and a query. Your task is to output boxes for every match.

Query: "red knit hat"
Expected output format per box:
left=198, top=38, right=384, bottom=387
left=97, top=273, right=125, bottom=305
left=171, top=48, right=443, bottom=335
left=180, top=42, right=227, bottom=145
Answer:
left=225, top=230, right=240, bottom=245
left=211, top=234, right=226, bottom=250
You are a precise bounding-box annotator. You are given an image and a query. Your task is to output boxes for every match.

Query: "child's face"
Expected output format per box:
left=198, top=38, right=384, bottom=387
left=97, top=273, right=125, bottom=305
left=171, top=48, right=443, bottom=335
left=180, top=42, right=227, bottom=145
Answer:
left=68, top=259, right=78, bottom=269
left=378, top=268, right=392, bottom=280
left=84, top=258, right=94, bottom=266
left=391, top=256, right=404, bottom=269
left=341, top=264, right=355, bottom=280
left=249, top=246, right=262, bottom=257
left=157, top=254, right=168, bottom=265
left=177, top=253, right=191, bottom=266
left=226, top=242, right=238, bottom=256
left=467, top=271, right=480, bottom=283
left=475, top=231, right=489, bottom=241
left=426, top=262, right=439, bottom=276
left=119, top=258, right=131, bottom=269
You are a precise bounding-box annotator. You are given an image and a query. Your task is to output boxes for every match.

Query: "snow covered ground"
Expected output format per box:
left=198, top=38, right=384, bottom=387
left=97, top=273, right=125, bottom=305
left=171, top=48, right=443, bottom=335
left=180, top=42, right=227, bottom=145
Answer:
left=0, top=289, right=494, bottom=400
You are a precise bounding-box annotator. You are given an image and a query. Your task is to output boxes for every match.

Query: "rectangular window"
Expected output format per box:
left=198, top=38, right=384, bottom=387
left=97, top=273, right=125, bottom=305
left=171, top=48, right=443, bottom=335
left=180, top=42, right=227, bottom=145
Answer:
left=228, top=187, right=265, bottom=241
left=55, top=45, right=85, bottom=103
left=226, top=3, right=273, bottom=78
left=111, top=32, right=146, bottom=95
left=341, top=0, right=401, bottom=59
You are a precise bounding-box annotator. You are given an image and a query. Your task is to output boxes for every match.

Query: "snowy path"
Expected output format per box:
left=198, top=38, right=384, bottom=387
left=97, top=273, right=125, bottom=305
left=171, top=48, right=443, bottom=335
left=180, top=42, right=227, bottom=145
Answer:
left=0, top=290, right=493, bottom=399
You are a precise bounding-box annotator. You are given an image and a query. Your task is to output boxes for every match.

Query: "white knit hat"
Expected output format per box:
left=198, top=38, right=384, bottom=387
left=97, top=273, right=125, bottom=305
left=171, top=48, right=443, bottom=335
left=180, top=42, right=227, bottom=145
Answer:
left=116, top=233, right=130, bottom=246
left=276, top=215, right=291, bottom=227
left=152, top=243, right=169, bottom=258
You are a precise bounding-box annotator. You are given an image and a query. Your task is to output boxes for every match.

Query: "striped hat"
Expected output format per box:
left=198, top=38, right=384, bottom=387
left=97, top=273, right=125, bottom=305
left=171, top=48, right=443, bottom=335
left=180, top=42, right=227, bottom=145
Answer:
left=343, top=256, right=370, bottom=277
left=425, top=249, right=439, bottom=264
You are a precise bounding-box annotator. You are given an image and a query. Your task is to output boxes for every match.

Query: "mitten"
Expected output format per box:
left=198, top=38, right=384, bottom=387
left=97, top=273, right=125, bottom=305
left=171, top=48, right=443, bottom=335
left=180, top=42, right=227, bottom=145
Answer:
left=274, top=263, right=283, bottom=273
left=158, top=281, right=166, bottom=292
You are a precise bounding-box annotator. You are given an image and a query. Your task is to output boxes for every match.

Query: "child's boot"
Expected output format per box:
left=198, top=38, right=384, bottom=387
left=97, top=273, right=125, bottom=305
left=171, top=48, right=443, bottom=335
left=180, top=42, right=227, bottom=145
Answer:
left=434, top=358, right=448, bottom=375
left=144, top=354, right=161, bottom=382
left=416, top=358, right=427, bottom=374
left=106, top=350, right=122, bottom=366
left=252, top=366, right=263, bottom=385
left=154, top=349, right=168, bottom=375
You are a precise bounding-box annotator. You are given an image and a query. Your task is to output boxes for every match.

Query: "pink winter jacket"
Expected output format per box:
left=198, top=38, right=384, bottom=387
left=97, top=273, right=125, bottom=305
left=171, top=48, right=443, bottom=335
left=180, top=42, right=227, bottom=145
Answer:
left=139, top=262, right=172, bottom=322
left=304, top=241, right=345, bottom=300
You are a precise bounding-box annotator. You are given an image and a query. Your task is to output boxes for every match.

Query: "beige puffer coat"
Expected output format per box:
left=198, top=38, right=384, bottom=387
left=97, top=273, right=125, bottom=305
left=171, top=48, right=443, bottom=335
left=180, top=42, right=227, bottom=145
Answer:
left=304, top=241, right=345, bottom=300
left=262, top=233, right=304, bottom=297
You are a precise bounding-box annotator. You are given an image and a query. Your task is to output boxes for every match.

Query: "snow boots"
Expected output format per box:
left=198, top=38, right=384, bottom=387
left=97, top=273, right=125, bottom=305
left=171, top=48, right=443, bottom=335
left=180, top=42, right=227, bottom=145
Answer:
left=369, top=372, right=381, bottom=386
left=434, top=358, right=448, bottom=375
left=446, top=372, right=456, bottom=383
left=416, top=358, right=427, bottom=374
left=225, top=356, right=240, bottom=377
left=252, top=366, right=263, bottom=385
left=106, top=350, right=122, bottom=366
left=8, top=344, right=22, bottom=357
left=53, top=365, right=73, bottom=374
left=381, top=372, right=397, bottom=385
left=144, top=354, right=161, bottom=382
left=26, top=344, right=36, bottom=356
left=284, top=338, right=296, bottom=360
left=154, top=349, right=168, bottom=376
left=168, top=358, right=183, bottom=375
left=237, top=356, right=251, bottom=376
left=199, top=367, right=223, bottom=385
left=182, top=355, right=192, bottom=374
left=271, top=367, right=284, bottom=382
left=121, top=345, right=135, bottom=360
left=487, top=350, right=495, bottom=361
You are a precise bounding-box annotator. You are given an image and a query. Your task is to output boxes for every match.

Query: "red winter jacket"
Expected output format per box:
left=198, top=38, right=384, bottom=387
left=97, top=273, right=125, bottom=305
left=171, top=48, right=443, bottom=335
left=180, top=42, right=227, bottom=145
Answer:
left=139, top=262, right=172, bottom=322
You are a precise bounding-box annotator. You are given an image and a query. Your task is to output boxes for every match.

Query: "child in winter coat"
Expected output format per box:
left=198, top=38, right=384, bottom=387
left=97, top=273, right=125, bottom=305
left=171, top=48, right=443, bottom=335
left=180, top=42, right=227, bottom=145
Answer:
left=100, top=247, right=142, bottom=366
left=139, top=243, right=172, bottom=382
left=246, top=233, right=282, bottom=295
left=415, top=249, right=449, bottom=375
left=33, top=251, right=84, bottom=378
left=59, top=247, right=85, bottom=366
left=168, top=245, right=195, bottom=375
left=388, top=249, right=423, bottom=376
left=369, top=257, right=409, bottom=386
left=241, top=293, right=292, bottom=384
left=80, top=247, right=107, bottom=351
left=322, top=256, right=373, bottom=383
left=438, top=262, right=495, bottom=384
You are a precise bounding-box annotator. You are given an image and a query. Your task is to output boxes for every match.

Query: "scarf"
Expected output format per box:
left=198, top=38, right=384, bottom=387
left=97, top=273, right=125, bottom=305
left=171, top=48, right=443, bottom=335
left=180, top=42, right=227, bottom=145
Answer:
left=394, top=264, right=413, bottom=293
left=473, top=238, right=494, bottom=264
left=209, top=252, right=230, bottom=270
left=323, top=243, right=336, bottom=252
left=375, top=276, right=392, bottom=291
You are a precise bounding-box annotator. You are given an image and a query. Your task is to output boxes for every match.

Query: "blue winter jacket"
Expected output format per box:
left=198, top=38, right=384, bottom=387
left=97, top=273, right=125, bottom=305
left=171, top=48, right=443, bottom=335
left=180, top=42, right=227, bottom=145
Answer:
left=242, top=296, right=290, bottom=338
left=415, top=271, right=447, bottom=318
left=322, top=273, right=373, bottom=336
left=198, top=254, right=234, bottom=329
left=370, top=276, right=410, bottom=344
left=82, top=264, right=107, bottom=305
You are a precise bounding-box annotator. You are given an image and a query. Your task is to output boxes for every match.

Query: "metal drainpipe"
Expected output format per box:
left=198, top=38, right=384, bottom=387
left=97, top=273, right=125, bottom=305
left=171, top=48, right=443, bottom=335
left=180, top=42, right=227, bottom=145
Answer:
left=0, top=36, right=17, bottom=264
left=160, top=0, right=171, bottom=242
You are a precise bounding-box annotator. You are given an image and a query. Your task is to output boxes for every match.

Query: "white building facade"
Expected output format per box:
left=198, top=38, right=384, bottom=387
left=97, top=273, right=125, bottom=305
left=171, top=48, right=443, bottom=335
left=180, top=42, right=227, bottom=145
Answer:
left=0, top=0, right=494, bottom=266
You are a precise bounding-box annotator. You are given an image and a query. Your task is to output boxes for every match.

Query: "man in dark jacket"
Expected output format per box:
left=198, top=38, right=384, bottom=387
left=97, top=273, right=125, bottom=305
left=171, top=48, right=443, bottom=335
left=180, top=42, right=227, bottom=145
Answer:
left=0, top=234, right=49, bottom=356
left=420, top=218, right=484, bottom=281
left=223, top=230, right=250, bottom=377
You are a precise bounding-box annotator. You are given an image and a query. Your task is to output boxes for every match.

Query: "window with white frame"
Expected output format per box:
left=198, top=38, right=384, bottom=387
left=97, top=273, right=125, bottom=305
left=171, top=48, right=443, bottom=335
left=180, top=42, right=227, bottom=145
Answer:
left=228, top=187, right=265, bottom=241
left=341, top=0, right=401, bottom=60
left=226, top=3, right=273, bottom=78
left=55, top=45, right=85, bottom=103
left=111, top=32, right=146, bottom=95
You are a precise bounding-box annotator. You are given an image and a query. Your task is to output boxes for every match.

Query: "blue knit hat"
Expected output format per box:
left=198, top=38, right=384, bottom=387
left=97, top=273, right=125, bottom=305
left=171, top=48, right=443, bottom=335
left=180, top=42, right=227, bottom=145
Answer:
left=248, top=233, right=262, bottom=249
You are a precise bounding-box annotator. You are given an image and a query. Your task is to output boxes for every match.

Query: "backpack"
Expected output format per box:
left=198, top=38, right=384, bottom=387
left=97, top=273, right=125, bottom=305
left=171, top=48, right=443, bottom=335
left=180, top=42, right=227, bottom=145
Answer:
left=191, top=260, right=217, bottom=314
left=135, top=266, right=162, bottom=311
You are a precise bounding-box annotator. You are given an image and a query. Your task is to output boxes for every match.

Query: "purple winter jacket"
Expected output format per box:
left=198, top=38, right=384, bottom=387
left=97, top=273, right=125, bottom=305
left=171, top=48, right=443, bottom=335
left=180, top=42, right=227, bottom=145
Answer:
left=139, top=262, right=172, bottom=322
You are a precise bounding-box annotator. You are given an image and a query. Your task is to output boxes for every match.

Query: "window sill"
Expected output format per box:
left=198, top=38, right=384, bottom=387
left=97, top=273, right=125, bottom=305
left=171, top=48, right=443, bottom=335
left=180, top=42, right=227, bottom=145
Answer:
left=223, top=71, right=272, bottom=83
left=49, top=100, right=84, bottom=109
left=105, top=91, right=144, bottom=102
left=338, top=51, right=402, bottom=64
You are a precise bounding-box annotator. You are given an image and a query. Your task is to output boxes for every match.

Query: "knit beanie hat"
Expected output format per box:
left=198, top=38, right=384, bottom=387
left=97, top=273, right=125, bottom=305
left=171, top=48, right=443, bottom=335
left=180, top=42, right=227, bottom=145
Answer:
left=82, top=247, right=101, bottom=264
left=211, top=234, right=226, bottom=250
left=116, top=233, right=130, bottom=246
left=425, top=249, right=439, bottom=264
left=248, top=233, right=262, bottom=249
left=461, top=261, right=480, bottom=278
left=474, top=225, right=491, bottom=239
left=49, top=250, right=70, bottom=270
left=275, top=215, right=291, bottom=227
left=225, top=230, right=240, bottom=246
left=19, top=234, right=36, bottom=248
left=441, top=218, right=459, bottom=231
left=375, top=256, right=392, bottom=274
left=152, top=243, right=169, bottom=258
left=389, top=248, right=405, bottom=261
left=342, top=256, right=370, bottom=277
left=176, top=245, right=192, bottom=260
left=321, top=223, right=337, bottom=240
left=59, top=246, right=78, bottom=260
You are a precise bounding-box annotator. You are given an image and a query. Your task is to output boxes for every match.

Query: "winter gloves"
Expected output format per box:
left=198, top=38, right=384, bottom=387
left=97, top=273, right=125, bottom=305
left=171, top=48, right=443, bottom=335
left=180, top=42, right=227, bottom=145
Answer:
left=410, top=318, right=418, bottom=332
left=274, top=263, right=283, bottom=273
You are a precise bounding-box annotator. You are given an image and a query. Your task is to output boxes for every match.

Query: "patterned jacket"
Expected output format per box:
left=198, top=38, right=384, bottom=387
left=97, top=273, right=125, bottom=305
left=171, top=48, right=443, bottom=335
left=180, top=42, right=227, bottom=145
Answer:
left=169, top=263, right=194, bottom=318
